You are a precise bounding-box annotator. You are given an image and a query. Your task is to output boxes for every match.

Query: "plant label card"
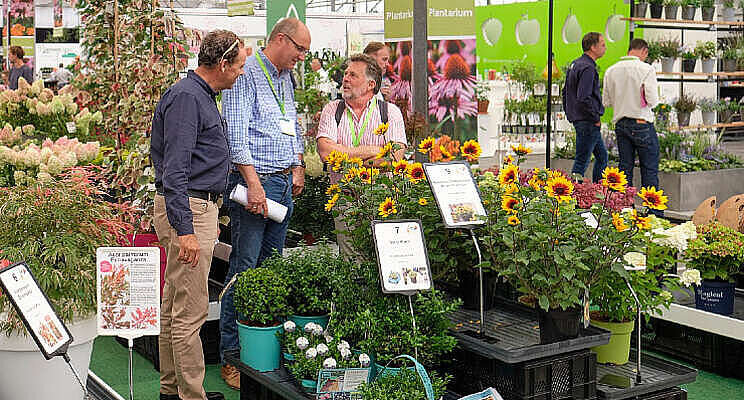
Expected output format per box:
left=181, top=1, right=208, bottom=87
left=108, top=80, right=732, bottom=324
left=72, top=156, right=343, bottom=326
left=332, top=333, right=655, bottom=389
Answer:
left=316, top=368, right=370, bottom=399
left=423, top=161, right=487, bottom=228
left=372, top=220, right=433, bottom=294
left=96, top=247, right=160, bottom=338
left=458, top=387, right=504, bottom=400
left=0, top=261, right=73, bottom=360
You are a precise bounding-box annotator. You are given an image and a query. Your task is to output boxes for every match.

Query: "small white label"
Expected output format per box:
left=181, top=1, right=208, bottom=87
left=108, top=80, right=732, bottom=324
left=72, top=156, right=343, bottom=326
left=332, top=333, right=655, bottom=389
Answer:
left=65, top=122, right=76, bottom=134
left=279, top=117, right=296, bottom=136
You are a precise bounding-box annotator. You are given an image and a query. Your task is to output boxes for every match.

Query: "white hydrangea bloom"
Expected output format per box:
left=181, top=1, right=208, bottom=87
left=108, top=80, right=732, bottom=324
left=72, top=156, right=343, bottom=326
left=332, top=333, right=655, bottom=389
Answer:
left=316, top=343, right=329, bottom=355
left=340, top=348, right=352, bottom=360
left=283, top=320, right=296, bottom=332
left=323, top=357, right=337, bottom=369
left=296, top=337, right=309, bottom=350
left=680, top=269, right=702, bottom=287
left=358, top=353, right=371, bottom=367
left=305, top=348, right=317, bottom=359
left=623, top=252, right=646, bottom=269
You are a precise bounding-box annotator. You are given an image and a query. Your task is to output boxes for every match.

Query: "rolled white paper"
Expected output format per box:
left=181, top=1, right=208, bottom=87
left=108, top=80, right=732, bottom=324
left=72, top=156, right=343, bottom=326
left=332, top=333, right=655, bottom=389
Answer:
left=230, top=184, right=288, bottom=223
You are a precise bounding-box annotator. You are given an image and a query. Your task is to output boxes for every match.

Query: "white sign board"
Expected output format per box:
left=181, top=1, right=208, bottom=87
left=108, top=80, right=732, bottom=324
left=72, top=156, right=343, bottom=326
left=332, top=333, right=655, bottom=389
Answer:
left=0, top=262, right=73, bottom=359
left=96, top=247, right=160, bottom=338
left=371, top=220, right=432, bottom=294
left=423, top=161, right=487, bottom=228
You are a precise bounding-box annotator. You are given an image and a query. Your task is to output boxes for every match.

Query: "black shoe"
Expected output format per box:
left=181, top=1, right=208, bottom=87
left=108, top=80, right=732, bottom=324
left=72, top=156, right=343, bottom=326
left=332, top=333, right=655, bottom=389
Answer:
left=160, top=394, right=179, bottom=400
left=206, top=392, right=225, bottom=400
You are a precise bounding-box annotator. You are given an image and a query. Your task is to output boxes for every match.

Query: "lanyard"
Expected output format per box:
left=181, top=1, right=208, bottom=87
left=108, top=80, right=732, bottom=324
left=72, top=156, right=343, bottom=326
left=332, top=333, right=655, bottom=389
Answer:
left=347, top=97, right=377, bottom=147
left=255, top=52, right=285, bottom=115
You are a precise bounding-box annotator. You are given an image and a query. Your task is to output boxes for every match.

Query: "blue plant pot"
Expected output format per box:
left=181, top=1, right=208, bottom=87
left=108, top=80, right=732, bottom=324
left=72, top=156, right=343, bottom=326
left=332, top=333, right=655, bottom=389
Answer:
left=289, top=314, right=331, bottom=330
left=695, top=280, right=735, bottom=315
left=300, top=379, right=317, bottom=393
left=237, top=321, right=283, bottom=372
left=373, top=362, right=415, bottom=380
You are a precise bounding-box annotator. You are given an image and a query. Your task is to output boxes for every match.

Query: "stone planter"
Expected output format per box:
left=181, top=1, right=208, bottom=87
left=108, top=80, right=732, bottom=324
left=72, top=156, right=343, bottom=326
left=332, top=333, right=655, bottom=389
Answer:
left=661, top=57, right=676, bottom=73
left=701, top=58, right=716, bottom=73
left=677, top=111, right=691, bottom=127
left=722, top=58, right=738, bottom=72
left=634, top=2, right=649, bottom=17
left=0, top=316, right=97, bottom=400
left=664, top=4, right=679, bottom=19
left=682, top=58, right=697, bottom=73
left=701, top=7, right=715, bottom=21
left=702, top=111, right=716, bottom=126
left=681, top=5, right=696, bottom=20
left=650, top=3, right=664, bottom=18
left=721, top=7, right=737, bottom=21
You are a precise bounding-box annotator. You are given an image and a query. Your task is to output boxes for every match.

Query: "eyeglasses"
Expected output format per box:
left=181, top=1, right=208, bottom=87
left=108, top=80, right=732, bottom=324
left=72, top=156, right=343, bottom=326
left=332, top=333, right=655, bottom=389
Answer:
left=281, top=33, right=309, bottom=55
left=219, top=39, right=241, bottom=64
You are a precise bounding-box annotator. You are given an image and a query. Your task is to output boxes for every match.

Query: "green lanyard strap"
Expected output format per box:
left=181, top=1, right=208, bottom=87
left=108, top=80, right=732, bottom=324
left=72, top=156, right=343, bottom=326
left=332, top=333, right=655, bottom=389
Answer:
left=346, top=97, right=377, bottom=147
left=255, top=52, right=286, bottom=115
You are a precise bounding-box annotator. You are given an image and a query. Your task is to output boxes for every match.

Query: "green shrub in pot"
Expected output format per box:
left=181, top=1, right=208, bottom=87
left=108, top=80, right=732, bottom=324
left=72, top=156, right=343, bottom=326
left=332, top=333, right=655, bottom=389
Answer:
left=358, top=367, right=449, bottom=400
left=234, top=268, right=290, bottom=326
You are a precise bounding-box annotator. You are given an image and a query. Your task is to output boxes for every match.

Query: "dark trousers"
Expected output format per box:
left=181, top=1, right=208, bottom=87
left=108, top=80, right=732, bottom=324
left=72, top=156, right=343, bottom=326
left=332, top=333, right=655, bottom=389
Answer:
left=571, top=121, right=608, bottom=183
left=615, top=118, right=662, bottom=216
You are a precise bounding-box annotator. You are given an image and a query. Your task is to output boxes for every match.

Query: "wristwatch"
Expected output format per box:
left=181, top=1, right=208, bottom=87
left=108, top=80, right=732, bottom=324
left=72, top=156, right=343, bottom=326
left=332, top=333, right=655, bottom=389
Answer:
left=295, top=159, right=306, bottom=169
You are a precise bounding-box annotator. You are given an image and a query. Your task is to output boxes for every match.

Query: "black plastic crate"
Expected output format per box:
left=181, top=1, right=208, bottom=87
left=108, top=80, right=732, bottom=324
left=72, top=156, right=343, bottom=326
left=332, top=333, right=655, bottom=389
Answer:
left=639, top=387, right=687, bottom=400
left=449, top=347, right=597, bottom=400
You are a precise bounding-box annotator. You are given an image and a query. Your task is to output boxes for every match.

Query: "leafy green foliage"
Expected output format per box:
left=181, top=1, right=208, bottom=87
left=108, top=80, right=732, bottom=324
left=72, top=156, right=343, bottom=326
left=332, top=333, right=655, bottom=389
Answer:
left=280, top=326, right=365, bottom=381
left=287, top=176, right=335, bottom=244
left=233, top=267, right=290, bottom=325
left=685, top=221, right=744, bottom=282
left=358, top=367, right=449, bottom=400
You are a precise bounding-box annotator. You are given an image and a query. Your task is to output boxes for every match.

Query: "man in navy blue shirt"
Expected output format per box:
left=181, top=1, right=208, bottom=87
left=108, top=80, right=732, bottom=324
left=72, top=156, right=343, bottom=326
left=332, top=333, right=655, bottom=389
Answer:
left=150, top=30, right=246, bottom=400
left=563, top=32, right=608, bottom=183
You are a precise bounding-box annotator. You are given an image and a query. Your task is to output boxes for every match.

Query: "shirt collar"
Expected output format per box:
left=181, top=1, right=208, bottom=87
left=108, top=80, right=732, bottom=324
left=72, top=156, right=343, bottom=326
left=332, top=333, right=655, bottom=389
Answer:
left=620, top=55, right=640, bottom=61
left=187, top=70, right=218, bottom=99
left=257, top=48, right=281, bottom=77
left=581, top=53, right=597, bottom=66
left=345, top=95, right=376, bottom=119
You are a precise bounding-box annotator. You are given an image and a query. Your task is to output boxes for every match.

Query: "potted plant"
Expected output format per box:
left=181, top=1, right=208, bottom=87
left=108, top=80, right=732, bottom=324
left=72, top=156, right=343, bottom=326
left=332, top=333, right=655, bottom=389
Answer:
left=698, top=97, right=717, bottom=126
left=681, top=50, right=698, bottom=73
left=653, top=103, right=673, bottom=127
left=673, top=93, right=696, bottom=127
left=233, top=267, right=290, bottom=371
left=722, top=0, right=737, bottom=21
left=664, top=0, right=680, bottom=19
left=681, top=0, right=699, bottom=20
left=659, top=38, right=681, bottom=73
left=695, top=41, right=717, bottom=73
left=721, top=46, right=738, bottom=72
left=700, top=0, right=715, bottom=20
left=650, top=0, right=665, bottom=18
left=477, top=157, right=659, bottom=344
left=716, top=97, right=739, bottom=123
left=635, top=0, right=650, bottom=17
left=358, top=366, right=449, bottom=400
left=685, top=221, right=744, bottom=315
left=646, top=40, right=663, bottom=65
left=264, top=245, right=338, bottom=329
left=475, top=80, right=491, bottom=114
left=0, top=169, right=133, bottom=400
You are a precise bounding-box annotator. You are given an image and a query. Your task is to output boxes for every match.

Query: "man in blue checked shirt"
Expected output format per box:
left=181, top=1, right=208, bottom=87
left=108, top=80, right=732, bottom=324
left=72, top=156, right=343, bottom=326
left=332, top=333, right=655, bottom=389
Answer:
left=219, top=17, right=310, bottom=389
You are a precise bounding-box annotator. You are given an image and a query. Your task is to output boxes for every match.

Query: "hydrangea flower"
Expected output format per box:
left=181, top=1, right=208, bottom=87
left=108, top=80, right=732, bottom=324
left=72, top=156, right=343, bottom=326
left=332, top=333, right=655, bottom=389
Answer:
left=337, top=340, right=350, bottom=352
left=679, top=268, right=702, bottom=287
left=304, top=322, right=318, bottom=333
left=340, top=348, right=352, bottom=360
left=358, top=353, right=371, bottom=367
left=296, top=337, right=309, bottom=350
left=305, top=348, right=317, bottom=359
left=283, top=320, right=296, bottom=332
left=316, top=343, right=329, bottom=355
left=323, top=357, right=337, bottom=369
left=623, top=252, right=646, bottom=270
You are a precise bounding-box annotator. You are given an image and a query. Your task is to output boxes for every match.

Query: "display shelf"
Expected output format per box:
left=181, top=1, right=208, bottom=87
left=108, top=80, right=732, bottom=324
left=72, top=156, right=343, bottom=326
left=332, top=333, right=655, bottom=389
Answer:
left=653, top=288, right=744, bottom=341
left=624, top=16, right=744, bottom=26
left=667, top=121, right=744, bottom=131
left=450, top=304, right=611, bottom=363
left=596, top=351, right=697, bottom=400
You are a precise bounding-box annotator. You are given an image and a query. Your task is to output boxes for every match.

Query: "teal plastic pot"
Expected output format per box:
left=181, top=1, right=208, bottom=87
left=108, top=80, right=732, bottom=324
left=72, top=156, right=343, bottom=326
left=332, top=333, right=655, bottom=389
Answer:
left=300, top=379, right=317, bottom=393
left=373, top=362, right=415, bottom=379
left=289, top=314, right=331, bottom=330
left=237, top=321, right=282, bottom=372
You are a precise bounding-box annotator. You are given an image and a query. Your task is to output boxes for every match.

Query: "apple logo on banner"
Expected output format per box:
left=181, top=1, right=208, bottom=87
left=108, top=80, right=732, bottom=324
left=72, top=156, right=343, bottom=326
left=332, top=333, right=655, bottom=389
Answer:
left=481, top=18, right=503, bottom=46
left=562, top=11, right=582, bottom=44
left=515, top=14, right=540, bottom=46
left=605, top=14, right=626, bottom=43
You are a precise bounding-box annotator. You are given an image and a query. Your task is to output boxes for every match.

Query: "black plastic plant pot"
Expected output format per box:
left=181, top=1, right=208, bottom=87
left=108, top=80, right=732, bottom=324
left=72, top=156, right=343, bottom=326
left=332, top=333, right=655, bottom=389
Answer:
left=681, top=5, right=697, bottom=20
left=701, top=7, right=715, bottom=21
left=682, top=58, right=697, bottom=73
left=650, top=4, right=663, bottom=19
left=457, top=268, right=497, bottom=311
left=537, top=307, right=581, bottom=344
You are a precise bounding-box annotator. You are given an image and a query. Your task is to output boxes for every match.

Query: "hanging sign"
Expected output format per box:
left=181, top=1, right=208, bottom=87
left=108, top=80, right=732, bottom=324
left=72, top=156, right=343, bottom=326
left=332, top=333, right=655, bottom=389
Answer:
left=96, top=247, right=160, bottom=338
left=0, top=261, right=73, bottom=359
left=384, top=0, right=476, bottom=41
left=423, top=161, right=487, bottom=229
left=371, top=220, right=433, bottom=294
left=267, top=0, right=306, bottom=35
left=227, top=0, right=254, bottom=17
left=315, top=368, right=371, bottom=399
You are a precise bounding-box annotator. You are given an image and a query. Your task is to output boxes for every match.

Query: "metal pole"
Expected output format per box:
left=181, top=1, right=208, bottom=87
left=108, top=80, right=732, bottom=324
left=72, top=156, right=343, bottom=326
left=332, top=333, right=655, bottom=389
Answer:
left=625, top=278, right=642, bottom=384
left=128, top=338, right=135, bottom=400
left=545, top=0, right=554, bottom=169
left=412, top=0, right=429, bottom=139
left=407, top=294, right=419, bottom=361
left=63, top=353, right=89, bottom=400
left=469, top=229, right=484, bottom=335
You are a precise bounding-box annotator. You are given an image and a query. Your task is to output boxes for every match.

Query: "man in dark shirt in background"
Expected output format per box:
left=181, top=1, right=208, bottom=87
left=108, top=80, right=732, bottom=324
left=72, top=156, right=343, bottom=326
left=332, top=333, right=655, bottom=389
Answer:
left=563, top=32, right=607, bottom=183
left=150, top=30, right=246, bottom=400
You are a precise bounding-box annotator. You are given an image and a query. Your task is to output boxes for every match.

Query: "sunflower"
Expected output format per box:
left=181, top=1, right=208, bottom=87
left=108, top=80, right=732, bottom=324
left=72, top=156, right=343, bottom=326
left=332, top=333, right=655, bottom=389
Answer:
left=326, top=150, right=349, bottom=172
left=501, top=196, right=520, bottom=214
left=378, top=197, right=398, bottom=218
left=373, top=122, right=389, bottom=136
left=503, top=155, right=514, bottom=165
left=349, top=157, right=363, bottom=167
left=325, top=184, right=340, bottom=196
left=407, top=162, right=426, bottom=183
left=503, top=183, right=518, bottom=195
left=601, top=167, right=628, bottom=193
left=628, top=209, right=651, bottom=230
left=392, top=160, right=409, bottom=175
left=511, top=144, right=532, bottom=156
left=497, top=164, right=519, bottom=186
left=418, top=137, right=436, bottom=154
left=612, top=212, right=629, bottom=232
left=343, top=168, right=358, bottom=183
left=545, top=175, right=574, bottom=203
left=461, top=140, right=482, bottom=162
left=325, top=193, right=340, bottom=212
left=507, top=215, right=521, bottom=226
left=439, top=145, right=454, bottom=162
left=418, top=198, right=428, bottom=206
left=357, top=167, right=379, bottom=184
left=375, top=143, right=393, bottom=159
left=528, top=172, right=544, bottom=191
left=638, top=187, right=668, bottom=210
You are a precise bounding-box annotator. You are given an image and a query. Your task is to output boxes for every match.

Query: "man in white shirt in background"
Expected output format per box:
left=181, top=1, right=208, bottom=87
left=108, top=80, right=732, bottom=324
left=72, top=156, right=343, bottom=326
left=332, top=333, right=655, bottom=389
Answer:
left=603, top=38, right=662, bottom=215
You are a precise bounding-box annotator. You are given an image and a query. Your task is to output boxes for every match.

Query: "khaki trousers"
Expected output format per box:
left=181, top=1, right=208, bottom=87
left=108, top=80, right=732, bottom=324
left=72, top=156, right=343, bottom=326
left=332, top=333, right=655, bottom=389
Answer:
left=153, top=194, right=219, bottom=400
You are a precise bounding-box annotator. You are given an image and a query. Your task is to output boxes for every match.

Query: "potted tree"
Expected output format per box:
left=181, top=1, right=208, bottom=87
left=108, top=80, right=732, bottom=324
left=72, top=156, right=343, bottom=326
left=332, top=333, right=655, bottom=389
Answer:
left=700, top=0, right=715, bottom=20
left=664, top=0, right=680, bottom=19
left=0, top=170, right=133, bottom=400
left=475, top=80, right=492, bottom=114
left=681, top=0, right=699, bottom=20
left=685, top=221, right=744, bottom=315
left=698, top=97, right=717, bottom=126
left=673, top=93, right=696, bottom=127
left=650, top=0, right=665, bottom=18
left=681, top=49, right=698, bottom=72
left=659, top=38, right=681, bottom=73
left=721, top=0, right=737, bottom=21
left=695, top=41, right=717, bottom=73
left=233, top=267, right=290, bottom=371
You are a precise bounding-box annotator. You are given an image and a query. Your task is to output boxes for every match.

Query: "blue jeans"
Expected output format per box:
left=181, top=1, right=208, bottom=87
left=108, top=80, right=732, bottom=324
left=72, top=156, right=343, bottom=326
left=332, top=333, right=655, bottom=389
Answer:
left=220, top=171, right=294, bottom=361
left=572, top=121, right=608, bottom=183
left=615, top=118, right=662, bottom=216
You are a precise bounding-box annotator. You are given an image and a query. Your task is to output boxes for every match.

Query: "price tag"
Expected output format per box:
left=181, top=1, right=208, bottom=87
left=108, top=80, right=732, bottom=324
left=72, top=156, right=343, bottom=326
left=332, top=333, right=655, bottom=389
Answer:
left=65, top=122, right=76, bottom=134
left=371, top=220, right=432, bottom=294
left=423, top=161, right=487, bottom=229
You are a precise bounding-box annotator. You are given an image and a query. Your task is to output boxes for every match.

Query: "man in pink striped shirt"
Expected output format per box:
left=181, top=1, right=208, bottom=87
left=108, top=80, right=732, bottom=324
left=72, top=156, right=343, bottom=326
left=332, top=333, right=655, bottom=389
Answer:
left=316, top=53, right=407, bottom=254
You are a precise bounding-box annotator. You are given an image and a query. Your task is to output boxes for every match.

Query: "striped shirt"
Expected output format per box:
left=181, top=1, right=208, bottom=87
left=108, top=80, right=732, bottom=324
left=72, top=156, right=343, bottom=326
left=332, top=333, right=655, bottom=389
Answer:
left=223, top=48, right=304, bottom=174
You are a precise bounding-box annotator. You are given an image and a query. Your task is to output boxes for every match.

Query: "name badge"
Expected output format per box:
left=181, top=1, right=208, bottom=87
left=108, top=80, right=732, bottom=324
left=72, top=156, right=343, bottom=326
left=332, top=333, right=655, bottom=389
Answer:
left=279, top=117, right=295, bottom=136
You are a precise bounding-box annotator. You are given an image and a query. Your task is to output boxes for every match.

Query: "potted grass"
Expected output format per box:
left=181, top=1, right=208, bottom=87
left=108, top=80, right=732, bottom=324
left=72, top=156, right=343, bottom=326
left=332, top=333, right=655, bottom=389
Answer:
left=673, top=93, right=696, bottom=127
left=646, top=40, right=663, bottom=65
left=650, top=0, right=665, bottom=18
left=721, top=47, right=738, bottom=72
left=695, top=41, right=717, bottom=73
left=681, top=0, right=699, bottom=19
left=659, top=38, right=681, bottom=73
left=681, top=50, right=698, bottom=73
left=722, top=0, right=737, bottom=21
left=700, top=0, right=715, bottom=20
left=664, top=0, right=680, bottom=19
left=716, top=97, right=739, bottom=123
left=233, top=267, right=290, bottom=371
left=685, top=221, right=744, bottom=315
left=698, top=97, right=717, bottom=126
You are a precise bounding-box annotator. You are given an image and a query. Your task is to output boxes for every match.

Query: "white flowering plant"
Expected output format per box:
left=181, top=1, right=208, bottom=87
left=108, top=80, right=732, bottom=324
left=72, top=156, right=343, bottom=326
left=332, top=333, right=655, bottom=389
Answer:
left=0, top=136, right=100, bottom=187
left=279, top=322, right=370, bottom=385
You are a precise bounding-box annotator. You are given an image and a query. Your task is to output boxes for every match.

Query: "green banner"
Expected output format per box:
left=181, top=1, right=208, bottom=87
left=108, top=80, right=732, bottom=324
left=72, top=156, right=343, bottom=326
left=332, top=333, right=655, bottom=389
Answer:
left=266, top=0, right=306, bottom=36
left=384, top=0, right=475, bottom=41
left=227, top=0, right=254, bottom=17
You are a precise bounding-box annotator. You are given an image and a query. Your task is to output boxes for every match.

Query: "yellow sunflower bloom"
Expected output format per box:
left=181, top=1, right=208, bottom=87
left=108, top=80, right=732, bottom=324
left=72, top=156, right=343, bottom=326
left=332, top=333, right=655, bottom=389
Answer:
left=628, top=209, right=651, bottom=230
left=378, top=197, right=398, bottom=218
left=601, top=167, right=628, bottom=193
left=497, top=164, right=520, bottom=186
left=638, top=187, right=668, bottom=210
left=418, top=198, right=428, bottom=206
left=528, top=175, right=544, bottom=191
left=545, top=175, right=574, bottom=203
left=373, top=122, right=389, bottom=136
left=503, top=183, right=518, bottom=195
left=407, top=162, right=426, bottom=183
left=507, top=215, right=521, bottom=226
left=343, top=168, right=358, bottom=183
left=418, top=137, right=436, bottom=154
left=612, top=212, right=629, bottom=232
left=393, top=160, right=409, bottom=175
left=375, top=143, right=393, bottom=159
left=325, top=184, right=340, bottom=196
left=325, top=193, right=339, bottom=212
left=503, top=155, right=514, bottom=165
left=349, top=157, right=363, bottom=167
left=511, top=144, right=532, bottom=156
left=358, top=167, right=374, bottom=184
left=501, top=196, right=520, bottom=214
left=461, top=140, right=482, bottom=162
left=439, top=145, right=454, bottom=162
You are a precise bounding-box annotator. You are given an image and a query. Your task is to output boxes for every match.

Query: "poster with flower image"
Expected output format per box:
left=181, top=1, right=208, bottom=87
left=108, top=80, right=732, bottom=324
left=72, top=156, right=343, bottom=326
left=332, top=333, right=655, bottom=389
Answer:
left=3, top=0, right=35, bottom=69
left=96, top=247, right=160, bottom=337
left=371, top=220, right=432, bottom=294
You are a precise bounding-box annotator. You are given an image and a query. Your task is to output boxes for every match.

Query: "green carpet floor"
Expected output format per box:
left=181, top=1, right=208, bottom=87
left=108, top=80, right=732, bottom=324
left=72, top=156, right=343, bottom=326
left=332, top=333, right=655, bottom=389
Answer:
left=90, top=336, right=744, bottom=399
